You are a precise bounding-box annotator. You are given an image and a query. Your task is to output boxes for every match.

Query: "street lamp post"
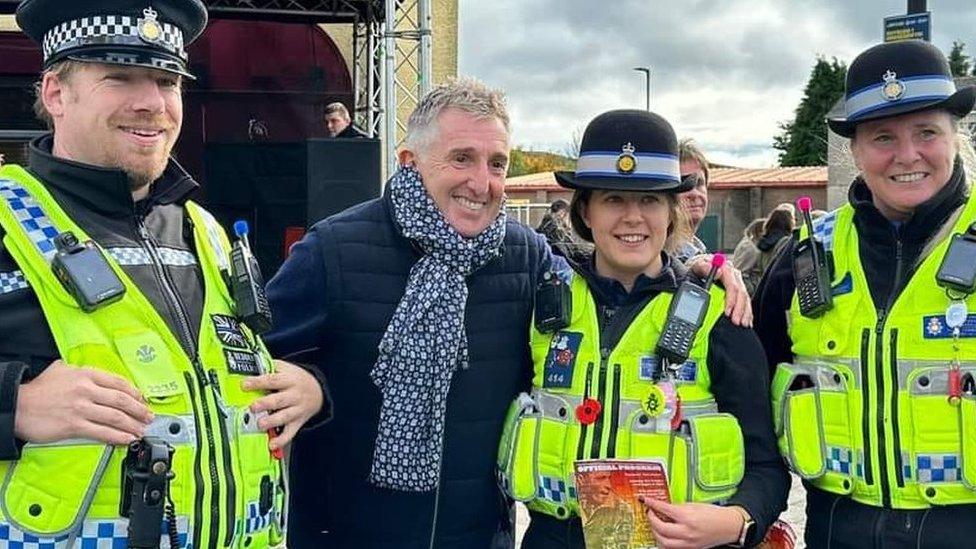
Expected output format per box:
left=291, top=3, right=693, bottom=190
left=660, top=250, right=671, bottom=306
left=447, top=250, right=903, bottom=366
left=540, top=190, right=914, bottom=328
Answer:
left=633, top=67, right=651, bottom=111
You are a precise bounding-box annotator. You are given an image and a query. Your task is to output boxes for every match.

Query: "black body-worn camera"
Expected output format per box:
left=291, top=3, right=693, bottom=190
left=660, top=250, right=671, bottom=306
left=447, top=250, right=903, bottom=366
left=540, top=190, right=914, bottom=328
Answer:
left=534, top=271, right=572, bottom=333
left=936, top=225, right=976, bottom=295
left=51, top=231, right=125, bottom=312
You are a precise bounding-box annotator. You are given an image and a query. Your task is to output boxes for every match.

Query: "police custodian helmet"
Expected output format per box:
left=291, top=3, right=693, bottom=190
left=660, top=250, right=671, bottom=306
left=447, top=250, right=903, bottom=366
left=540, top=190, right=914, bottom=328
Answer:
left=828, top=40, right=976, bottom=137
left=16, top=0, right=208, bottom=79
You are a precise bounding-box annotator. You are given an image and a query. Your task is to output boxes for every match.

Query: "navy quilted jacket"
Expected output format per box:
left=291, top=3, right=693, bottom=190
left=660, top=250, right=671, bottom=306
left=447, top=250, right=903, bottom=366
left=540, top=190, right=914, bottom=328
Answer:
left=265, top=190, right=556, bottom=548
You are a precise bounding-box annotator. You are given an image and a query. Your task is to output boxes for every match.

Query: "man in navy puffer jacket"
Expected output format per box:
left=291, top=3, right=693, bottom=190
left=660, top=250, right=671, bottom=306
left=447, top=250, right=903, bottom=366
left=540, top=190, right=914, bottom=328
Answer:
left=265, top=78, right=558, bottom=548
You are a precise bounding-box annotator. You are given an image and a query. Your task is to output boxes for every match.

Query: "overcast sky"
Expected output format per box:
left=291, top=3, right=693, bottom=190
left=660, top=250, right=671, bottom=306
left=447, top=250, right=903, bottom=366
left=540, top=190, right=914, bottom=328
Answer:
left=458, top=0, right=976, bottom=167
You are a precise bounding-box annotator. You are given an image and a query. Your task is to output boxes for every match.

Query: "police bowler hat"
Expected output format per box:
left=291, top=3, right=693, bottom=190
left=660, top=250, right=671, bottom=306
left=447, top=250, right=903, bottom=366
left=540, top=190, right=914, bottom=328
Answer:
left=17, top=0, right=208, bottom=79
left=828, top=40, right=976, bottom=137
left=555, top=109, right=693, bottom=193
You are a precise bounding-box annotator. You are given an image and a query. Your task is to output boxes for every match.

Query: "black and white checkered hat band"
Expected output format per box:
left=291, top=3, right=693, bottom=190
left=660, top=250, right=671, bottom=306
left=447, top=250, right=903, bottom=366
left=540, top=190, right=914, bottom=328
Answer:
left=42, top=15, right=185, bottom=62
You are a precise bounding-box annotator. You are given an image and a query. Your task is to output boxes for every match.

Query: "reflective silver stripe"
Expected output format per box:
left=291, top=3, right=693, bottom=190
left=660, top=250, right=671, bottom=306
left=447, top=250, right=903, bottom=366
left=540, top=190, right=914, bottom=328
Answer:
left=793, top=357, right=862, bottom=389
left=0, top=270, right=29, bottom=295
left=846, top=76, right=955, bottom=120
left=575, top=152, right=680, bottom=181
left=900, top=360, right=976, bottom=394
left=532, top=389, right=718, bottom=431
left=106, top=246, right=197, bottom=267
left=23, top=414, right=197, bottom=447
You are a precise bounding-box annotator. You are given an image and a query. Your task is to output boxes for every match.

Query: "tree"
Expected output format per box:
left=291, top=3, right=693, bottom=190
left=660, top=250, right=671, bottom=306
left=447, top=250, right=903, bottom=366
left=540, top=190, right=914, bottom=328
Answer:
left=507, top=147, right=575, bottom=177
left=773, top=56, right=847, bottom=166
left=947, top=40, right=972, bottom=77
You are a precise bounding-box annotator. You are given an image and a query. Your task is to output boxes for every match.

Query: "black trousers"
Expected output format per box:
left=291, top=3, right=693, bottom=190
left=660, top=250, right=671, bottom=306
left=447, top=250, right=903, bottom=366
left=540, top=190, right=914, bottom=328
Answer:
left=521, top=511, right=586, bottom=549
left=805, top=485, right=976, bottom=549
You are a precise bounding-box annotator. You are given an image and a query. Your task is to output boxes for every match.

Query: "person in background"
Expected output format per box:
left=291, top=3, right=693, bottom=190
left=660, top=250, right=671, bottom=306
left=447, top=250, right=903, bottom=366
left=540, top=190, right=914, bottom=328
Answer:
left=324, top=101, right=367, bottom=138
left=675, top=139, right=710, bottom=262
left=755, top=206, right=795, bottom=278
left=537, top=198, right=589, bottom=259
left=732, top=217, right=766, bottom=295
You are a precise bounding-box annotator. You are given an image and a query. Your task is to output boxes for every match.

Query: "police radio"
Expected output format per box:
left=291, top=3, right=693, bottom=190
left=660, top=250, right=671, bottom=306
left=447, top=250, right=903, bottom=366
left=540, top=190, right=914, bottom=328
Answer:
left=656, top=254, right=723, bottom=365
left=936, top=223, right=976, bottom=295
left=534, top=270, right=572, bottom=333
left=793, top=197, right=833, bottom=318
left=51, top=231, right=126, bottom=312
left=230, top=220, right=273, bottom=334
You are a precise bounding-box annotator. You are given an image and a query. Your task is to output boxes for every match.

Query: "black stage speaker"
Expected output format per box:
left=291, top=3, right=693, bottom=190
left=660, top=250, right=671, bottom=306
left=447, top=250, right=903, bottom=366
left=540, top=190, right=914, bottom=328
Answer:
left=202, top=139, right=380, bottom=277
left=306, top=138, right=381, bottom=225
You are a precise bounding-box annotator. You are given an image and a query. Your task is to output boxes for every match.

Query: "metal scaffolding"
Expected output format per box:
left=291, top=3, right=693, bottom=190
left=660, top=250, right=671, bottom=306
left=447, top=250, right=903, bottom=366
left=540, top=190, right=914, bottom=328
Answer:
left=0, top=0, right=433, bottom=178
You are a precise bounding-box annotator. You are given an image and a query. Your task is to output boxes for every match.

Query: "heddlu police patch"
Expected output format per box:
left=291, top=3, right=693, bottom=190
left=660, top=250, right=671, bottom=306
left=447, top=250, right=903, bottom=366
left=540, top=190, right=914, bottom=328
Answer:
left=923, top=313, right=976, bottom=339
left=212, top=314, right=249, bottom=349
left=543, top=331, right=583, bottom=388
left=225, top=349, right=261, bottom=376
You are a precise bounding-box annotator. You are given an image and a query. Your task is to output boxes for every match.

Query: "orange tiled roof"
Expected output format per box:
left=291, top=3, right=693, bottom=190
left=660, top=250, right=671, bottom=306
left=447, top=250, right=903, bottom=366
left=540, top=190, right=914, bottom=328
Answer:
left=505, top=171, right=561, bottom=192
left=709, top=166, right=827, bottom=189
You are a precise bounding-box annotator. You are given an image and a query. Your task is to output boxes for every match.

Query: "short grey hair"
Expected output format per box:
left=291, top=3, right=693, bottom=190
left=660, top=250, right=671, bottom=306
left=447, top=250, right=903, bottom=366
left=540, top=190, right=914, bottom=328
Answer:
left=324, top=101, right=350, bottom=119
left=403, top=77, right=510, bottom=154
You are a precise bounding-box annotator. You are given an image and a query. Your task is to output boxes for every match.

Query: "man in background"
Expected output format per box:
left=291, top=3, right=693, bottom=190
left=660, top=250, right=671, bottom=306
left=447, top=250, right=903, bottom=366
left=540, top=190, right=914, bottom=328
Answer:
left=324, top=101, right=367, bottom=138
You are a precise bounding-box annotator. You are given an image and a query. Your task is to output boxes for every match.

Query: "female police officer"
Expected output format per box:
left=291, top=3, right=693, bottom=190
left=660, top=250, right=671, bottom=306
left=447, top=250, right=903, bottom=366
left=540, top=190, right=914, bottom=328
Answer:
left=498, top=110, right=788, bottom=548
left=755, top=40, right=976, bottom=547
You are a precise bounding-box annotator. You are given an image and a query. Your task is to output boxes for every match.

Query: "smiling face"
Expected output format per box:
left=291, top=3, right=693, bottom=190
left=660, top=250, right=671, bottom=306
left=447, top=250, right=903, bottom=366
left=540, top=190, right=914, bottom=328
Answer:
left=582, top=190, right=671, bottom=288
left=851, top=109, right=957, bottom=221
left=678, top=158, right=708, bottom=229
left=44, top=63, right=182, bottom=192
left=399, top=108, right=509, bottom=237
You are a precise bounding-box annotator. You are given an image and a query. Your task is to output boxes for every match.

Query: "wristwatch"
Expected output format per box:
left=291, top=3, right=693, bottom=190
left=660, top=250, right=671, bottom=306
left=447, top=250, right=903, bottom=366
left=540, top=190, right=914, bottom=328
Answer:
left=728, top=505, right=756, bottom=548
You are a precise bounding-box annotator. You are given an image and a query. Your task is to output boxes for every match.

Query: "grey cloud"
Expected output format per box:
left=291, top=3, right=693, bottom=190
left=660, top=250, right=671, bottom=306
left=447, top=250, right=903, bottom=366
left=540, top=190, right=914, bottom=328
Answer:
left=460, top=0, right=976, bottom=166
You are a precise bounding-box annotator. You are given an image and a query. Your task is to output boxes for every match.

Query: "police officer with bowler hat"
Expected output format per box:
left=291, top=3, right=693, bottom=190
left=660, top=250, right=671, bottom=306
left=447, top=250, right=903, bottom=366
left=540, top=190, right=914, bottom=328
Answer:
left=756, top=39, right=976, bottom=548
left=0, top=1, right=325, bottom=547
left=499, top=109, right=788, bottom=549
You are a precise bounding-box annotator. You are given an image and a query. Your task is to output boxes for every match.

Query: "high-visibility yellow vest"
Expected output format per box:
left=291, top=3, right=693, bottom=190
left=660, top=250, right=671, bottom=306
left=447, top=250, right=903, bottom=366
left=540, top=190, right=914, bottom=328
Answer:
left=0, top=165, right=286, bottom=547
left=498, top=272, right=745, bottom=519
left=772, top=188, right=976, bottom=509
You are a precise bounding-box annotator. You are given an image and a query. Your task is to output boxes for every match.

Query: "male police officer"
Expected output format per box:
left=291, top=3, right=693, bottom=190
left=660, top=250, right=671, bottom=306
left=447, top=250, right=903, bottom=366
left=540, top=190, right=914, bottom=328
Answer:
left=0, top=1, right=323, bottom=547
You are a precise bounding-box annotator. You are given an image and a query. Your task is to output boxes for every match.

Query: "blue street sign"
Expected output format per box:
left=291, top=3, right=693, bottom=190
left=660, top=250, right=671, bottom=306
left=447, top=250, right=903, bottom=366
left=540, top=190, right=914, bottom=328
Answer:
left=884, top=12, right=931, bottom=42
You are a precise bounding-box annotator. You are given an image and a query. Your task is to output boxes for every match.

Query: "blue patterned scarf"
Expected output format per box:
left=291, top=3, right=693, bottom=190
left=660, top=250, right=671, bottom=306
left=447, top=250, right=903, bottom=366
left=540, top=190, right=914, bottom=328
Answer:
left=369, top=166, right=507, bottom=491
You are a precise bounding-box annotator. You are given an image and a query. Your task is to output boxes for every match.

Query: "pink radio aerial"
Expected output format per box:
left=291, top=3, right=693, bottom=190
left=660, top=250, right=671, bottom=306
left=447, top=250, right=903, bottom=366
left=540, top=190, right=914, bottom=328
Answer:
left=797, top=196, right=812, bottom=212
left=711, top=253, right=726, bottom=269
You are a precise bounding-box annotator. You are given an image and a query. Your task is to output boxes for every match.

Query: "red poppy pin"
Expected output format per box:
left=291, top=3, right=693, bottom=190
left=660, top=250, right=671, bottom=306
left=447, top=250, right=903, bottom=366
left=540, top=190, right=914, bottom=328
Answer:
left=576, top=398, right=602, bottom=425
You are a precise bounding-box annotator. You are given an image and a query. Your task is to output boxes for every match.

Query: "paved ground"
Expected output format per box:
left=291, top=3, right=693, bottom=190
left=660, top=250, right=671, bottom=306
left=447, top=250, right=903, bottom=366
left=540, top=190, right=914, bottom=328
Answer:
left=515, top=475, right=808, bottom=548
